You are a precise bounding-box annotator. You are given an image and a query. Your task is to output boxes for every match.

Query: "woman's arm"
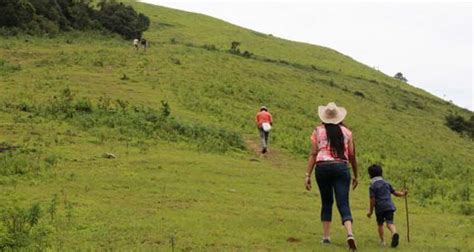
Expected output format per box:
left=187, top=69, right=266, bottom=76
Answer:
left=348, top=137, right=358, bottom=190
left=305, top=137, right=318, bottom=191
left=367, top=197, right=375, bottom=217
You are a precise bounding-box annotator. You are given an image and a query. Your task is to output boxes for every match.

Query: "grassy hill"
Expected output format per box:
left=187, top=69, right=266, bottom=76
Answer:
left=0, top=1, right=473, bottom=250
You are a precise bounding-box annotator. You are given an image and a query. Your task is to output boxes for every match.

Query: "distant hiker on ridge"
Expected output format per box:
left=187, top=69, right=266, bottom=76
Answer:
left=133, top=38, right=139, bottom=50
left=255, top=106, right=273, bottom=154
left=140, top=38, right=148, bottom=51
left=304, top=102, right=359, bottom=251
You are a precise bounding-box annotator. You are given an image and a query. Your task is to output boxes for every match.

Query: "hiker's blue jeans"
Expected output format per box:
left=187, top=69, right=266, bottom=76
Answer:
left=315, top=162, right=353, bottom=224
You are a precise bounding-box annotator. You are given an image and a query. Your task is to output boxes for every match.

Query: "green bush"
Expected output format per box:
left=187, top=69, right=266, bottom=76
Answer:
left=96, top=1, right=150, bottom=39
left=445, top=114, right=474, bottom=139
left=459, top=202, right=473, bottom=216
left=202, top=44, right=217, bottom=51
left=17, top=100, right=34, bottom=112
left=74, top=98, right=93, bottom=113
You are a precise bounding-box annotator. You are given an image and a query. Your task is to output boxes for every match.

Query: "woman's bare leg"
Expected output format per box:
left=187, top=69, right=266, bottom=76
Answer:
left=322, top=221, right=331, bottom=239
left=343, top=220, right=353, bottom=236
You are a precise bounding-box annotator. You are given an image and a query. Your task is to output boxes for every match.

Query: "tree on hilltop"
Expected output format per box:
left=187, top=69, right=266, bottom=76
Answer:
left=394, top=72, right=408, bottom=82
left=96, top=0, right=150, bottom=39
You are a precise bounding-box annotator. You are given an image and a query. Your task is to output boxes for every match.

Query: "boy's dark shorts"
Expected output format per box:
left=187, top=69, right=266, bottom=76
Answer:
left=376, top=210, right=394, bottom=225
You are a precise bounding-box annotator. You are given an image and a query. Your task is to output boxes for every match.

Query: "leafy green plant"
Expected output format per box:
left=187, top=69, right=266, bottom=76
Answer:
left=120, top=73, right=129, bottom=80
left=0, top=203, right=51, bottom=249
left=74, top=98, right=93, bottom=113
left=47, top=194, right=58, bottom=221
left=160, top=100, right=171, bottom=118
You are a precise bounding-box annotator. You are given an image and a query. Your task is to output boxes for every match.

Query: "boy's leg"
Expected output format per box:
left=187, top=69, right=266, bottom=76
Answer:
left=376, top=213, right=385, bottom=243
left=385, top=211, right=399, bottom=248
left=385, top=211, right=397, bottom=234
left=378, top=225, right=385, bottom=244
left=387, top=223, right=397, bottom=234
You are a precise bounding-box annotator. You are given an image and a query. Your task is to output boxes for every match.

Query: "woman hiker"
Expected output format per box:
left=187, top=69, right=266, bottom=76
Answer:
left=255, top=106, right=273, bottom=154
left=304, top=102, right=359, bottom=251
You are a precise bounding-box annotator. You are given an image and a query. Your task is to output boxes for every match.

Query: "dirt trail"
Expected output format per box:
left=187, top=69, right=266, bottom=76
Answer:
left=244, top=135, right=299, bottom=169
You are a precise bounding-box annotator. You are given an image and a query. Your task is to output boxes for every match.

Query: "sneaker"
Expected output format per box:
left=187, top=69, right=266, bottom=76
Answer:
left=391, top=233, right=399, bottom=248
left=262, top=147, right=267, bottom=154
left=380, top=241, right=386, bottom=247
left=320, top=238, right=331, bottom=245
left=347, top=235, right=357, bottom=251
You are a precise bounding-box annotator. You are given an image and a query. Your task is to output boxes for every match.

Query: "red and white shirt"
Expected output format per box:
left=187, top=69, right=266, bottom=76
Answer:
left=310, top=124, right=353, bottom=162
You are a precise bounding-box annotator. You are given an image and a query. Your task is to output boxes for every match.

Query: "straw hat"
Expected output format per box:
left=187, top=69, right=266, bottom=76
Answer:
left=260, top=106, right=268, bottom=111
left=318, top=102, right=347, bottom=124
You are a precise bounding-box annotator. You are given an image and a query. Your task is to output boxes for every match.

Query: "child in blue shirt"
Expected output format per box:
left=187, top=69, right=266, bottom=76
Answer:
left=366, top=164, right=408, bottom=248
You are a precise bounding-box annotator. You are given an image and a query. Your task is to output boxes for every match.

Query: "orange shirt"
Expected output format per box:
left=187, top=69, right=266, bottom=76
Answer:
left=256, top=111, right=273, bottom=127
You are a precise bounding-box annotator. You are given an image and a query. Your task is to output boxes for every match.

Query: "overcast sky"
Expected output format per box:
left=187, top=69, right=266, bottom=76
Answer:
left=142, top=0, right=473, bottom=111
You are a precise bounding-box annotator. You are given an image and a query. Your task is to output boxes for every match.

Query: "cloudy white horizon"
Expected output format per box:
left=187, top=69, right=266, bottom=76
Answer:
left=142, top=0, right=473, bottom=111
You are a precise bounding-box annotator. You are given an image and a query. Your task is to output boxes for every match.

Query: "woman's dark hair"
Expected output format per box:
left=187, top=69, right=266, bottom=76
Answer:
left=368, top=164, right=383, bottom=178
left=323, top=123, right=346, bottom=160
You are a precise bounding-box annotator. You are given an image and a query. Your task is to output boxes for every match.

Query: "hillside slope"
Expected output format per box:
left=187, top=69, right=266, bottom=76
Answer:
left=130, top=1, right=474, bottom=206
left=0, top=1, right=472, bottom=250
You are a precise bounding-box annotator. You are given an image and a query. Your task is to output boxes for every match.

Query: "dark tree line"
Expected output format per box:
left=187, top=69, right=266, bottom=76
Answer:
left=0, top=0, right=150, bottom=39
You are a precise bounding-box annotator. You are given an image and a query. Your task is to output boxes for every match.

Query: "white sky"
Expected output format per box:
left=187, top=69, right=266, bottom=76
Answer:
left=142, top=0, right=473, bottom=111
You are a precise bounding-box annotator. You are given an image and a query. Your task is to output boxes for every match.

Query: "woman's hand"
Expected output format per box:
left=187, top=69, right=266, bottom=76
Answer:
left=305, top=176, right=312, bottom=191
left=352, top=177, right=358, bottom=190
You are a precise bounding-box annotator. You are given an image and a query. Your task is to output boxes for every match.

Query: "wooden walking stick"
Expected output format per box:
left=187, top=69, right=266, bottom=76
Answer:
left=404, top=180, right=410, bottom=243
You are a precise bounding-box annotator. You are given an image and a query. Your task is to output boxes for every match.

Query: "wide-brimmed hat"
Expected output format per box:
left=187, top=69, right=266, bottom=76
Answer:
left=318, top=102, right=347, bottom=124
left=260, top=106, right=268, bottom=111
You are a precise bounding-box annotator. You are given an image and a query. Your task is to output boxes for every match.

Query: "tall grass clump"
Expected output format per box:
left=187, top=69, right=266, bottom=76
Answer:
left=0, top=203, right=52, bottom=249
left=0, top=148, right=57, bottom=176
left=0, top=59, right=21, bottom=74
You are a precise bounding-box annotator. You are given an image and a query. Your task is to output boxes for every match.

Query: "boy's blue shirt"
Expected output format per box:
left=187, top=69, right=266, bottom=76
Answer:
left=369, top=176, right=396, bottom=213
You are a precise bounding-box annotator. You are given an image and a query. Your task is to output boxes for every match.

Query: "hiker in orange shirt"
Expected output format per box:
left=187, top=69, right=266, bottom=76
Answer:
left=256, top=106, right=273, bottom=154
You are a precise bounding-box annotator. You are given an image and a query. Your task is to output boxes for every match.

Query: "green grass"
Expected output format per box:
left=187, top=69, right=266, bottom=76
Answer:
left=0, top=0, right=473, bottom=250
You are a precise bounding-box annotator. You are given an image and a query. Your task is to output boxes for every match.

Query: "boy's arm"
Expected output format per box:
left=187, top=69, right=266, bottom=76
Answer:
left=367, top=197, right=375, bottom=218
left=393, top=190, right=408, bottom=197
left=389, top=183, right=408, bottom=197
